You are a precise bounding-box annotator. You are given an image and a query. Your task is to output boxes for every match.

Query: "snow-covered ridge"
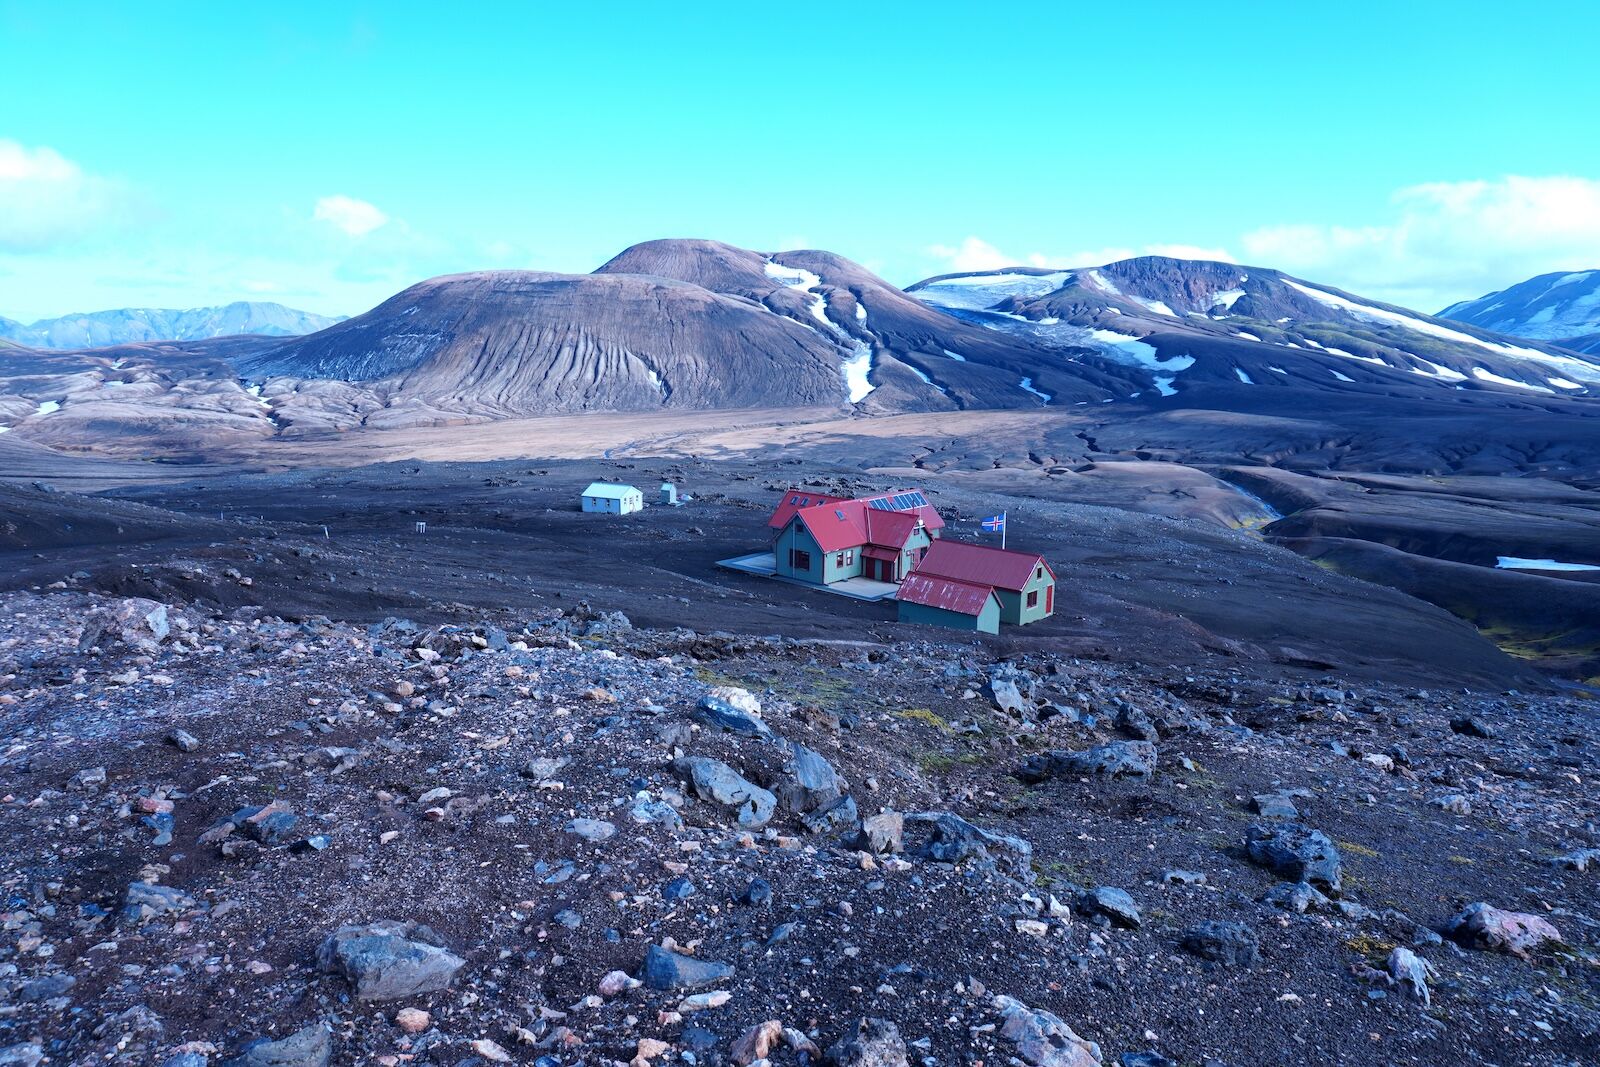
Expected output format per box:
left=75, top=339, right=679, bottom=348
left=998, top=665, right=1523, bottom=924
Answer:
left=1285, top=280, right=1600, bottom=385
left=1442, top=268, right=1600, bottom=342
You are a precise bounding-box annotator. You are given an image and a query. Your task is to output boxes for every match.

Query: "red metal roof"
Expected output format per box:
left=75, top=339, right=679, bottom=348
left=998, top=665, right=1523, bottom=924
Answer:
left=861, top=545, right=899, bottom=562
left=778, top=488, right=942, bottom=555
left=768, top=487, right=942, bottom=533
left=912, top=540, right=1052, bottom=592
left=794, top=504, right=867, bottom=553
left=861, top=508, right=925, bottom=548
left=897, top=573, right=998, bottom=617
left=768, top=489, right=850, bottom=530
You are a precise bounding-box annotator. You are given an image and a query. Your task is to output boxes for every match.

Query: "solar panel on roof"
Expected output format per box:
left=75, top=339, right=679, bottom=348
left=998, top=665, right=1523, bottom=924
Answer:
left=888, top=492, right=925, bottom=510
left=868, top=498, right=890, bottom=510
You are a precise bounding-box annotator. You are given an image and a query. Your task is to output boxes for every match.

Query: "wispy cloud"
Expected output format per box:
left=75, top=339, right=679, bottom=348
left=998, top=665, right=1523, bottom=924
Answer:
left=927, top=236, right=1236, bottom=275
left=1243, top=175, right=1600, bottom=310
left=313, top=194, right=390, bottom=237
left=0, top=139, right=127, bottom=252
left=929, top=178, right=1600, bottom=311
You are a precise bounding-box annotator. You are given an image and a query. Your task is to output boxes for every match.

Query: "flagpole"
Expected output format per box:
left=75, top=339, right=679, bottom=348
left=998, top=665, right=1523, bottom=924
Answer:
left=1002, top=515, right=1006, bottom=550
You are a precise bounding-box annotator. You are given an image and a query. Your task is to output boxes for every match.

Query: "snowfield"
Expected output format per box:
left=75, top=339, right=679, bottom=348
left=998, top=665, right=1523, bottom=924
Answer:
left=910, top=270, right=1072, bottom=312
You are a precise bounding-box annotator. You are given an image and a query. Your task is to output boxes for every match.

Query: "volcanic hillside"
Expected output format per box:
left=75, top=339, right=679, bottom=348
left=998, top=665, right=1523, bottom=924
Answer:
left=910, top=256, right=1600, bottom=400
left=236, top=270, right=850, bottom=414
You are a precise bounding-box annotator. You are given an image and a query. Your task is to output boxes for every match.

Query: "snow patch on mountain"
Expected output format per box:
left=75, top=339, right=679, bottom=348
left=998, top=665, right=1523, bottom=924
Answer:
left=766, top=259, right=875, bottom=402
left=764, top=262, right=822, bottom=291
left=1128, top=295, right=1177, bottom=317
left=842, top=341, right=875, bottom=403
left=1472, top=367, right=1553, bottom=393
left=1018, top=377, right=1052, bottom=403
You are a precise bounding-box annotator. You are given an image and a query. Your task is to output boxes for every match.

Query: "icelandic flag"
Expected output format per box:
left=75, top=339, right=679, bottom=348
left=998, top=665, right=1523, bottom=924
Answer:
left=981, top=513, right=1006, bottom=533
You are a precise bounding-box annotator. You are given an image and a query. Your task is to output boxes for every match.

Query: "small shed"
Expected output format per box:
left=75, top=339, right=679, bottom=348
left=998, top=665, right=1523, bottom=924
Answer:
left=661, top=481, right=678, bottom=505
left=895, top=572, right=1001, bottom=635
left=581, top=482, right=643, bottom=515
left=912, top=541, right=1055, bottom=625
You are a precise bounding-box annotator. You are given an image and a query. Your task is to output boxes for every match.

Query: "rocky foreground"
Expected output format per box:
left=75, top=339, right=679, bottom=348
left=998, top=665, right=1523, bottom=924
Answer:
left=0, top=590, right=1595, bottom=1067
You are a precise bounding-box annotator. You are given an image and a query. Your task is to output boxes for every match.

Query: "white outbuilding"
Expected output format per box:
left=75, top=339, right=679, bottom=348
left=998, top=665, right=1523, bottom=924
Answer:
left=581, top=481, right=644, bottom=515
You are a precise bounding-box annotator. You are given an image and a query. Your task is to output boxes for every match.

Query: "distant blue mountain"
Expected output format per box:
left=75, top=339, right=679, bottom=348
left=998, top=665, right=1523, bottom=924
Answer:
left=0, top=301, right=344, bottom=349
left=1440, top=269, right=1600, bottom=348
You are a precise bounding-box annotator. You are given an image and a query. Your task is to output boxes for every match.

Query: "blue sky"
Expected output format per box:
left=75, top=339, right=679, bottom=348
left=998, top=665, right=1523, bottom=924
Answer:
left=4, top=1, right=1599, bottom=320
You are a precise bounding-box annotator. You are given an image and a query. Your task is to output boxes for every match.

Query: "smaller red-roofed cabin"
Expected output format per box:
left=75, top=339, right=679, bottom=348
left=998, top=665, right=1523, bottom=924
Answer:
left=895, top=572, right=1001, bottom=634
left=768, top=488, right=942, bottom=586
left=909, top=540, right=1055, bottom=625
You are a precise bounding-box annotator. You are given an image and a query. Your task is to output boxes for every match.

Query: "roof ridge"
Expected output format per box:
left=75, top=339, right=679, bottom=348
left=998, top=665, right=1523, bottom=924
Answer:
left=931, top=540, right=1041, bottom=558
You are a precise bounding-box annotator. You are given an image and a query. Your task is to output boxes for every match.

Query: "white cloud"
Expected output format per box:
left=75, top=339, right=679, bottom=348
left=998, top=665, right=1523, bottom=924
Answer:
left=1242, top=176, right=1600, bottom=311
left=313, top=194, right=389, bottom=237
left=0, top=139, right=123, bottom=251
left=928, top=236, right=1236, bottom=275
left=927, top=236, right=1016, bottom=273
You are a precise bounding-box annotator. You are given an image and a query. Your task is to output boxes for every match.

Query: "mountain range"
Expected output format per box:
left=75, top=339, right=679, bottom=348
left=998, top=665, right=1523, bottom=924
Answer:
left=237, top=240, right=1600, bottom=412
left=0, top=301, right=343, bottom=349
left=3, top=239, right=1599, bottom=457
left=1440, top=269, right=1600, bottom=355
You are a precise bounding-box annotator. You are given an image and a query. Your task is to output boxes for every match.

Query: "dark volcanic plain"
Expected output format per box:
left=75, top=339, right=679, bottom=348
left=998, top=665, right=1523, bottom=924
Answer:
left=0, top=448, right=1598, bottom=1067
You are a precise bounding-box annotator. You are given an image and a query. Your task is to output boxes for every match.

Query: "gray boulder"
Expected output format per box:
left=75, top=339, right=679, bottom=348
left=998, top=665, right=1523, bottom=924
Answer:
left=993, top=995, right=1102, bottom=1066
left=1245, top=824, right=1342, bottom=893
left=565, top=818, right=616, bottom=842
left=1556, top=847, right=1599, bottom=872
left=826, top=1017, right=909, bottom=1067
left=641, top=944, right=734, bottom=990
left=1080, top=887, right=1142, bottom=928
left=317, top=920, right=465, bottom=1000
left=691, top=690, right=771, bottom=737
left=903, top=811, right=1032, bottom=879
left=1444, top=902, right=1562, bottom=958
left=673, top=756, right=776, bottom=829
left=1260, top=880, right=1331, bottom=913
left=122, top=881, right=195, bottom=925
left=1388, top=946, right=1435, bottom=1005
left=1114, top=706, right=1159, bottom=742
left=1251, top=793, right=1298, bottom=819
left=988, top=677, right=1029, bottom=716
left=856, top=811, right=904, bottom=854
left=1179, top=921, right=1258, bottom=967
left=774, top=742, right=846, bottom=813
left=221, top=1024, right=332, bottom=1067
left=160, top=1054, right=210, bottom=1067
left=1019, top=741, right=1156, bottom=782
